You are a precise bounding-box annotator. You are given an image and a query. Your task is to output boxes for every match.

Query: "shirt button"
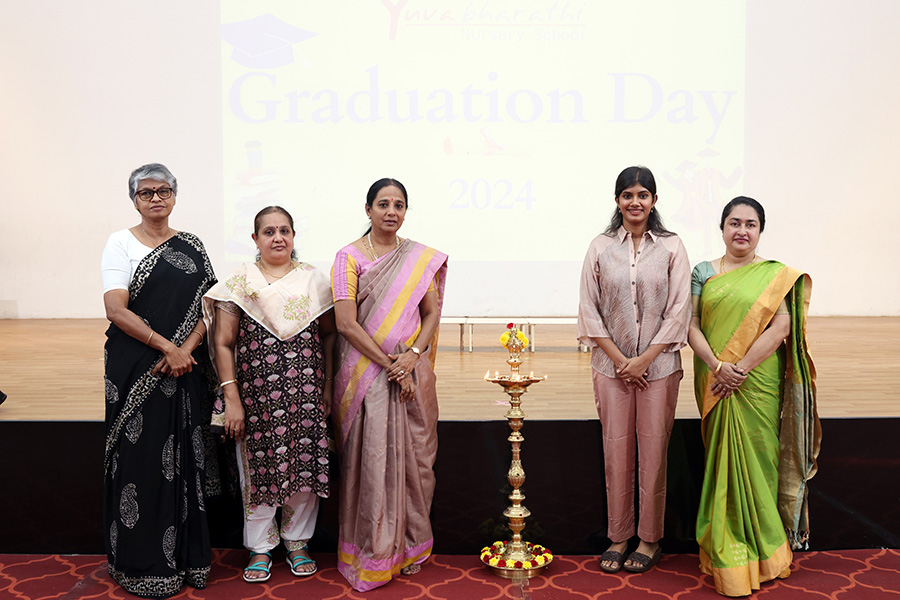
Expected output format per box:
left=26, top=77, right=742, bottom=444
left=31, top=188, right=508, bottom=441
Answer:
left=631, top=281, right=635, bottom=285
left=631, top=263, right=635, bottom=267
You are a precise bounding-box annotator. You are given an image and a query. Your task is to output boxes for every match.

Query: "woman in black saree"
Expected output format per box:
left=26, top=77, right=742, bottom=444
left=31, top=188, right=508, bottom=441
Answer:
left=101, top=163, right=218, bottom=598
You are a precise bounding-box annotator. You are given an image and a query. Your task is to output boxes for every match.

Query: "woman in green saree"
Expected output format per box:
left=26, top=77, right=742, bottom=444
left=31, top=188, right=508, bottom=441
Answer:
left=689, top=197, right=819, bottom=597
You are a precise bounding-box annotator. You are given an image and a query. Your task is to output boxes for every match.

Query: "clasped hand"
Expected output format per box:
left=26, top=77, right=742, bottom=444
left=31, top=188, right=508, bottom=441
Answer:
left=710, top=362, right=747, bottom=399
left=617, top=356, right=650, bottom=390
left=152, top=344, right=197, bottom=377
left=386, top=351, right=417, bottom=383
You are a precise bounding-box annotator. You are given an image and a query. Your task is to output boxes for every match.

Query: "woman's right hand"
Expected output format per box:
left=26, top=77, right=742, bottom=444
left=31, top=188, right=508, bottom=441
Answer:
left=223, top=389, right=246, bottom=439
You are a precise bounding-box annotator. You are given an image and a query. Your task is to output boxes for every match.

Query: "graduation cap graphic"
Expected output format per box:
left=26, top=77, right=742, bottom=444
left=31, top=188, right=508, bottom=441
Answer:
left=221, top=14, right=316, bottom=69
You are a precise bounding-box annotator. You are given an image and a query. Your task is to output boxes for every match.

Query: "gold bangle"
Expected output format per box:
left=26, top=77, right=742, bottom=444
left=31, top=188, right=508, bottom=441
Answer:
left=219, top=379, right=236, bottom=389
left=188, top=331, right=203, bottom=343
left=146, top=330, right=154, bottom=345
left=714, top=361, right=723, bottom=376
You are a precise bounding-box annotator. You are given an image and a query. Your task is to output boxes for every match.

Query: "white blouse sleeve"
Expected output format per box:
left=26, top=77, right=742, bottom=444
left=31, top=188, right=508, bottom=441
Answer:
left=101, top=230, right=152, bottom=293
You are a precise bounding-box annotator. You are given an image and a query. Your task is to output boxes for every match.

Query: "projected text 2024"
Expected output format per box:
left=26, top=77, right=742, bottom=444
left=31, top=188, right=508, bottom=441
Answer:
left=449, top=179, right=535, bottom=210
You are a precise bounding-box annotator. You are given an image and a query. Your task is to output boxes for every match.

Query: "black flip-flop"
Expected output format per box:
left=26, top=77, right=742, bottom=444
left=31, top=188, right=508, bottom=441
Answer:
left=599, top=550, right=625, bottom=573
left=622, top=547, right=662, bottom=573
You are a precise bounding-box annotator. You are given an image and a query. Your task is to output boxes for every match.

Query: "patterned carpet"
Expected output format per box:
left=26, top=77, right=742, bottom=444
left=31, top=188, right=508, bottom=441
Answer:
left=1, top=549, right=899, bottom=599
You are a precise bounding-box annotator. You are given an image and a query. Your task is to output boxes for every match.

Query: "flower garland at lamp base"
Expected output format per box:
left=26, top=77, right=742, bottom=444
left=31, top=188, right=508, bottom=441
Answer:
left=480, top=541, right=553, bottom=570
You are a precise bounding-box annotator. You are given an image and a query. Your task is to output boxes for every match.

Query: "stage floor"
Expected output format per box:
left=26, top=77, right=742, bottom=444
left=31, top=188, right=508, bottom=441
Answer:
left=0, top=317, right=897, bottom=421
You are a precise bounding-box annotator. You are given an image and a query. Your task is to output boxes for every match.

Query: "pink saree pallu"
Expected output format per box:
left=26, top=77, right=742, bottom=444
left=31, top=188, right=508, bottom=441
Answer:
left=332, top=239, right=448, bottom=592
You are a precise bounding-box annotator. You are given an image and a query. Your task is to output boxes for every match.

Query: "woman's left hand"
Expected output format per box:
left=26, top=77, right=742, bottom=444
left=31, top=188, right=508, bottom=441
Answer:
left=398, top=376, right=417, bottom=402
left=386, top=350, right=418, bottom=382
left=323, top=380, right=333, bottom=418
left=711, top=362, right=747, bottom=398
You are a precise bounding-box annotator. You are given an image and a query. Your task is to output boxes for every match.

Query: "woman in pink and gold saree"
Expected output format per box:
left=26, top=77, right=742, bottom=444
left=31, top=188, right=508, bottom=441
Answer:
left=689, top=197, right=819, bottom=597
left=331, top=178, right=448, bottom=592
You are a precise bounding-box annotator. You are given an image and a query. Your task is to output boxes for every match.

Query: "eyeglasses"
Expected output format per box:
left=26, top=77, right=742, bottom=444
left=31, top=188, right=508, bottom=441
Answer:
left=136, top=188, right=174, bottom=201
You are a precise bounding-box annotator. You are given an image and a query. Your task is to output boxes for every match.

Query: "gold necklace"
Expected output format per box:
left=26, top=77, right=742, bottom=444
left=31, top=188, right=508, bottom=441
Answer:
left=366, top=232, right=400, bottom=259
left=140, top=223, right=171, bottom=247
left=720, top=253, right=756, bottom=273
left=256, top=260, right=295, bottom=279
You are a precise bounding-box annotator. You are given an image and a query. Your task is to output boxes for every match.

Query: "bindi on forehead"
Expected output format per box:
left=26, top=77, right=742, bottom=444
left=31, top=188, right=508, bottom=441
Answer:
left=137, top=179, right=167, bottom=190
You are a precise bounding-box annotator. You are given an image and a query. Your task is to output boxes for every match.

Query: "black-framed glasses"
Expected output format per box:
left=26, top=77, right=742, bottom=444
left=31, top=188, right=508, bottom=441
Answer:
left=136, top=187, right=174, bottom=201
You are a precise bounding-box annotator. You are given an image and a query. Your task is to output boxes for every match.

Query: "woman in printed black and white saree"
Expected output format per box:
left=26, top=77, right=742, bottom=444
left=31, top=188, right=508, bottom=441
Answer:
left=101, top=163, right=219, bottom=599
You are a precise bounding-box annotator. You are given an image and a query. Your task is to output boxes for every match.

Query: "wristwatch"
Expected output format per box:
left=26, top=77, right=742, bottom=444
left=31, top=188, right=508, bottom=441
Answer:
left=409, top=346, right=421, bottom=357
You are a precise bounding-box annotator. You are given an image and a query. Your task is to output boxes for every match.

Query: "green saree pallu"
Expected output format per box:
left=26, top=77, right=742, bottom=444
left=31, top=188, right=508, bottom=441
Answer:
left=694, top=261, right=820, bottom=597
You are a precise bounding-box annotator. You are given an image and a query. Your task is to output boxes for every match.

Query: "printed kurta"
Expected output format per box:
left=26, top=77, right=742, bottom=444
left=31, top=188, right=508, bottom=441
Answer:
left=228, top=311, right=330, bottom=505
left=202, top=262, right=334, bottom=508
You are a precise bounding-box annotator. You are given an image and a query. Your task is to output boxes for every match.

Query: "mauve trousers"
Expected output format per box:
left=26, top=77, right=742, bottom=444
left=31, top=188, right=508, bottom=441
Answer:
left=593, top=370, right=681, bottom=543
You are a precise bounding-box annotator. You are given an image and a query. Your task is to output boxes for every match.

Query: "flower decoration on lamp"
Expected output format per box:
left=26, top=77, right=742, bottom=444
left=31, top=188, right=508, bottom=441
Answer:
left=480, top=541, right=554, bottom=569
left=500, top=322, right=529, bottom=351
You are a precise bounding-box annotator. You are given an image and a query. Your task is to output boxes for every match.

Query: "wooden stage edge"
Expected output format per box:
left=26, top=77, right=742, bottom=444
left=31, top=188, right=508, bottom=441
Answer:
left=0, top=317, right=897, bottom=421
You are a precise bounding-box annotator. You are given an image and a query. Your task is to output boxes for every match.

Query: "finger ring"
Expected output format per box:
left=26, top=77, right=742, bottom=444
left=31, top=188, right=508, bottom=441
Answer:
left=400, top=370, right=405, bottom=375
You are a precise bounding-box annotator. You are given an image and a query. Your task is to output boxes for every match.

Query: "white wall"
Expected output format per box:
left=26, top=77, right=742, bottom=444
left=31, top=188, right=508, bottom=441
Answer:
left=0, top=2, right=223, bottom=318
left=743, top=0, right=900, bottom=315
left=1, top=0, right=898, bottom=318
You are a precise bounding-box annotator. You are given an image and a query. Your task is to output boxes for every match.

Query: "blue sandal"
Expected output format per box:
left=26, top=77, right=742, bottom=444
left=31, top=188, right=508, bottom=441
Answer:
left=287, top=550, right=317, bottom=577
left=243, top=552, right=272, bottom=583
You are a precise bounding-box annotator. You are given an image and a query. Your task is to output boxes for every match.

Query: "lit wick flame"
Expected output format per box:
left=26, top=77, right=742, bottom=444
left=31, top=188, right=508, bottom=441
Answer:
left=484, top=370, right=490, bottom=380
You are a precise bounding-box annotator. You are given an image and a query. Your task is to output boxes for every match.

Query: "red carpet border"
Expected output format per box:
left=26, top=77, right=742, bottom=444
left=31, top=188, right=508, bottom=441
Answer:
left=1, top=549, right=899, bottom=599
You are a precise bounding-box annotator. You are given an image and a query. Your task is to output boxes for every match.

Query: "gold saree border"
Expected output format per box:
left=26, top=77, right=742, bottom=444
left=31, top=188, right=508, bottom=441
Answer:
left=699, top=541, right=792, bottom=597
left=337, top=546, right=432, bottom=586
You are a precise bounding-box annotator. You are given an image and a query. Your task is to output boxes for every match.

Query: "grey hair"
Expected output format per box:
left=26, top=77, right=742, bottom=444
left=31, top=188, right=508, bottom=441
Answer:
left=128, top=163, right=178, bottom=201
